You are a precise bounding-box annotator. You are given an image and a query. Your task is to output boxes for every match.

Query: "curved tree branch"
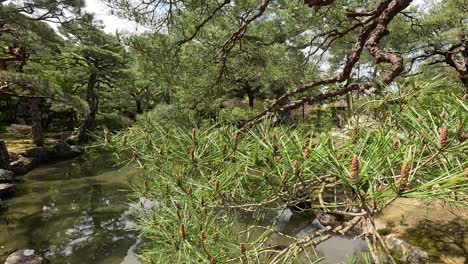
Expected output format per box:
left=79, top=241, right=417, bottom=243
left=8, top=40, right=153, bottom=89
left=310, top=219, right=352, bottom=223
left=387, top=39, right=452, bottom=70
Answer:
left=304, top=0, right=335, bottom=7
left=242, top=0, right=413, bottom=128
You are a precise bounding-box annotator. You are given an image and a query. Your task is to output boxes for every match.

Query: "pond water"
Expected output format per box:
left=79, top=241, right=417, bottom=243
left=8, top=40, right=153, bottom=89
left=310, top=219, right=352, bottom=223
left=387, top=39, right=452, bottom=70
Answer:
left=237, top=209, right=368, bottom=263
left=0, top=151, right=369, bottom=264
left=0, top=152, right=142, bottom=264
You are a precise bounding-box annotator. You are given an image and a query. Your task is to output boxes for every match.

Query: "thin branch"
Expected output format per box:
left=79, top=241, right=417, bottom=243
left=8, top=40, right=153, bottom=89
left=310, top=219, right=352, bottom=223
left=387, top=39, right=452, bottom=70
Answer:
left=174, top=0, right=231, bottom=47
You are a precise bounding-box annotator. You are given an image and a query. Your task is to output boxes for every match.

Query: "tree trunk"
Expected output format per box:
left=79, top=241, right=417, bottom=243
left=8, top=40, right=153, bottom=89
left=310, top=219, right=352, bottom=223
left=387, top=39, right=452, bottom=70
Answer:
left=29, top=98, right=44, bottom=147
left=346, top=93, right=352, bottom=116
left=135, top=97, right=143, bottom=114
left=461, top=75, right=468, bottom=92
left=13, top=52, right=45, bottom=147
left=247, top=93, right=255, bottom=110
left=274, top=92, right=294, bottom=124
left=164, top=88, right=171, bottom=104
left=0, top=140, right=10, bottom=170
left=76, top=72, right=98, bottom=143
left=302, top=103, right=305, bottom=122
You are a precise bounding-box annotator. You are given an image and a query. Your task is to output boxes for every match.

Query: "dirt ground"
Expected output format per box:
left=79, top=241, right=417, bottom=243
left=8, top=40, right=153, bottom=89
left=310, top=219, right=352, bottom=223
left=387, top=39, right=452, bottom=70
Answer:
left=378, top=198, right=468, bottom=264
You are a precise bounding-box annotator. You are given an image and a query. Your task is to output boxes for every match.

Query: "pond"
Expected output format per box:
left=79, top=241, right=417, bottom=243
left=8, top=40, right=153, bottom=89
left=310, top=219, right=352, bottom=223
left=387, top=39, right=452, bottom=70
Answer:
left=236, top=208, right=368, bottom=263
left=0, top=151, right=141, bottom=264
left=0, top=151, right=370, bottom=264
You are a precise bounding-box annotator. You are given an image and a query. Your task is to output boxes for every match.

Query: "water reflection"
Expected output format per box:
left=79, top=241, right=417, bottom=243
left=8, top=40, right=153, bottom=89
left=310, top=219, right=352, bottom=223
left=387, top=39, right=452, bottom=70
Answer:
left=1, top=152, right=368, bottom=263
left=238, top=208, right=368, bottom=263
left=0, top=153, right=142, bottom=264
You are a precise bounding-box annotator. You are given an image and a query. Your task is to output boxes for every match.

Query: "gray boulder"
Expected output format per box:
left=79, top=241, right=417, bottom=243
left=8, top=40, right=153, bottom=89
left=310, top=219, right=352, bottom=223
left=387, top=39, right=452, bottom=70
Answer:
left=354, top=218, right=387, bottom=234
left=0, top=183, right=14, bottom=197
left=10, top=157, right=36, bottom=175
left=24, top=147, right=49, bottom=163
left=385, top=234, right=429, bottom=264
left=4, top=249, right=44, bottom=264
left=317, top=213, right=341, bottom=227
left=0, top=169, right=14, bottom=183
left=8, top=152, right=19, bottom=163
left=50, top=142, right=80, bottom=160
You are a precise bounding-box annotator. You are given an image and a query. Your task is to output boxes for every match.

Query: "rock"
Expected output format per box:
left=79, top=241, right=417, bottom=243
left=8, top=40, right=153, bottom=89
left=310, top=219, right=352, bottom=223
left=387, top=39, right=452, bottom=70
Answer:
left=0, top=169, right=14, bottom=183
left=59, top=131, right=73, bottom=142
left=70, top=145, right=81, bottom=154
left=354, top=218, right=387, bottom=234
left=10, top=157, right=36, bottom=175
left=49, top=142, right=80, bottom=160
left=24, top=147, right=49, bottom=163
left=0, top=183, right=14, bottom=197
left=4, top=249, right=44, bottom=264
left=290, top=185, right=311, bottom=211
left=385, top=234, right=429, bottom=264
left=65, top=135, right=79, bottom=146
left=317, top=213, right=342, bottom=227
left=0, top=140, right=9, bottom=170
left=8, top=152, right=19, bottom=163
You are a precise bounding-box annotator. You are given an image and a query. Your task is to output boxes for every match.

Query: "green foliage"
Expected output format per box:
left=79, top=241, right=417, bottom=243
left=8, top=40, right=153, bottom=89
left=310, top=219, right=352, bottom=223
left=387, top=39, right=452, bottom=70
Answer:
left=219, top=106, right=258, bottom=125
left=137, top=104, right=202, bottom=129
left=1, top=0, right=467, bottom=262
left=109, top=84, right=466, bottom=263
left=96, top=112, right=134, bottom=130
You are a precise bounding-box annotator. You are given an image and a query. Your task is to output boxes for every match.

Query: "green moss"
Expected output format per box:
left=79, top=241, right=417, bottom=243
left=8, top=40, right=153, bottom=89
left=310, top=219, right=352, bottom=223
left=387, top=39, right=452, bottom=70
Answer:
left=0, top=130, right=58, bottom=154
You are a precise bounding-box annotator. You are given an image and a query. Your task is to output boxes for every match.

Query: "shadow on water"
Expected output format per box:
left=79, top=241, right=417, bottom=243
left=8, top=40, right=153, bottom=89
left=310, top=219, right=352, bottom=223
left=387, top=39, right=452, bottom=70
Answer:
left=401, top=218, right=468, bottom=263
left=0, top=151, right=142, bottom=264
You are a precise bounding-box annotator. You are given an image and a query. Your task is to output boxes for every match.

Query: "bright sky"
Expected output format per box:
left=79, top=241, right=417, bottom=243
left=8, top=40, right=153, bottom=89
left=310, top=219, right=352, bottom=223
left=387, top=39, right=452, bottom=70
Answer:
left=3, top=0, right=436, bottom=34
left=85, top=0, right=147, bottom=34
left=87, top=0, right=435, bottom=35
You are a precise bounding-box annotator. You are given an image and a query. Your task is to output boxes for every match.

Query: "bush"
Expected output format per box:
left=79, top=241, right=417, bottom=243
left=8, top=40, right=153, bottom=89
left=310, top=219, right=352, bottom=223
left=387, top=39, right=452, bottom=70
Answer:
left=96, top=112, right=134, bottom=130
left=108, top=89, right=467, bottom=263
left=137, top=104, right=202, bottom=129
left=218, top=106, right=257, bottom=125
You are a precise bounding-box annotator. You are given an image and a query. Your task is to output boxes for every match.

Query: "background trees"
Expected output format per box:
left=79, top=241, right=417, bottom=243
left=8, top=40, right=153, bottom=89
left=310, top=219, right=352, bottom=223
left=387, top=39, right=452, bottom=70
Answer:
left=0, top=0, right=466, bottom=263
left=59, top=14, right=127, bottom=142
left=100, top=1, right=466, bottom=263
left=0, top=1, right=84, bottom=146
left=403, top=0, right=467, bottom=90
left=109, top=83, right=467, bottom=263
left=0, top=2, right=130, bottom=144
left=3, top=0, right=466, bottom=144
left=106, top=0, right=466, bottom=125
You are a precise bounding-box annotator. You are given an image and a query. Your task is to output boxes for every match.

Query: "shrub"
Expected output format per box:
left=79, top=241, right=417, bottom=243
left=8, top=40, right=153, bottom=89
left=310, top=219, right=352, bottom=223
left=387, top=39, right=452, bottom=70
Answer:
left=109, top=89, right=467, bottom=263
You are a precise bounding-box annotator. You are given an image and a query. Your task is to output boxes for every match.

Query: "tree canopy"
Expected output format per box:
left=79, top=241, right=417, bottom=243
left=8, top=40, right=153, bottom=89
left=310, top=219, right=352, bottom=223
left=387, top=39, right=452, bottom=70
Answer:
left=0, top=1, right=466, bottom=263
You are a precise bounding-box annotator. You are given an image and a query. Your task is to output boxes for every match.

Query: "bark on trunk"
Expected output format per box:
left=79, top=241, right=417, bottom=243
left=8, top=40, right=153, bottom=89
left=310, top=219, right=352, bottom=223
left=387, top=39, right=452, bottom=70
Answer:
left=29, top=98, right=44, bottom=147
left=76, top=72, right=98, bottom=143
left=274, top=91, right=294, bottom=124
left=0, top=140, right=10, bottom=170
left=461, top=74, right=468, bottom=92
left=13, top=50, right=45, bottom=147
left=346, top=93, right=352, bottom=116
left=135, top=97, right=143, bottom=114
left=163, top=88, right=171, bottom=104
left=304, top=0, right=334, bottom=7
left=247, top=93, right=255, bottom=110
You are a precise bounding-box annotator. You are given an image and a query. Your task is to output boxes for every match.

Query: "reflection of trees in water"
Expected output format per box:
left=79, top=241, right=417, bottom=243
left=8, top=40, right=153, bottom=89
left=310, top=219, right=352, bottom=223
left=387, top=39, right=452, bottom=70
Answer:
left=402, top=219, right=468, bottom=262
left=90, top=184, right=103, bottom=211
left=0, top=152, right=136, bottom=262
